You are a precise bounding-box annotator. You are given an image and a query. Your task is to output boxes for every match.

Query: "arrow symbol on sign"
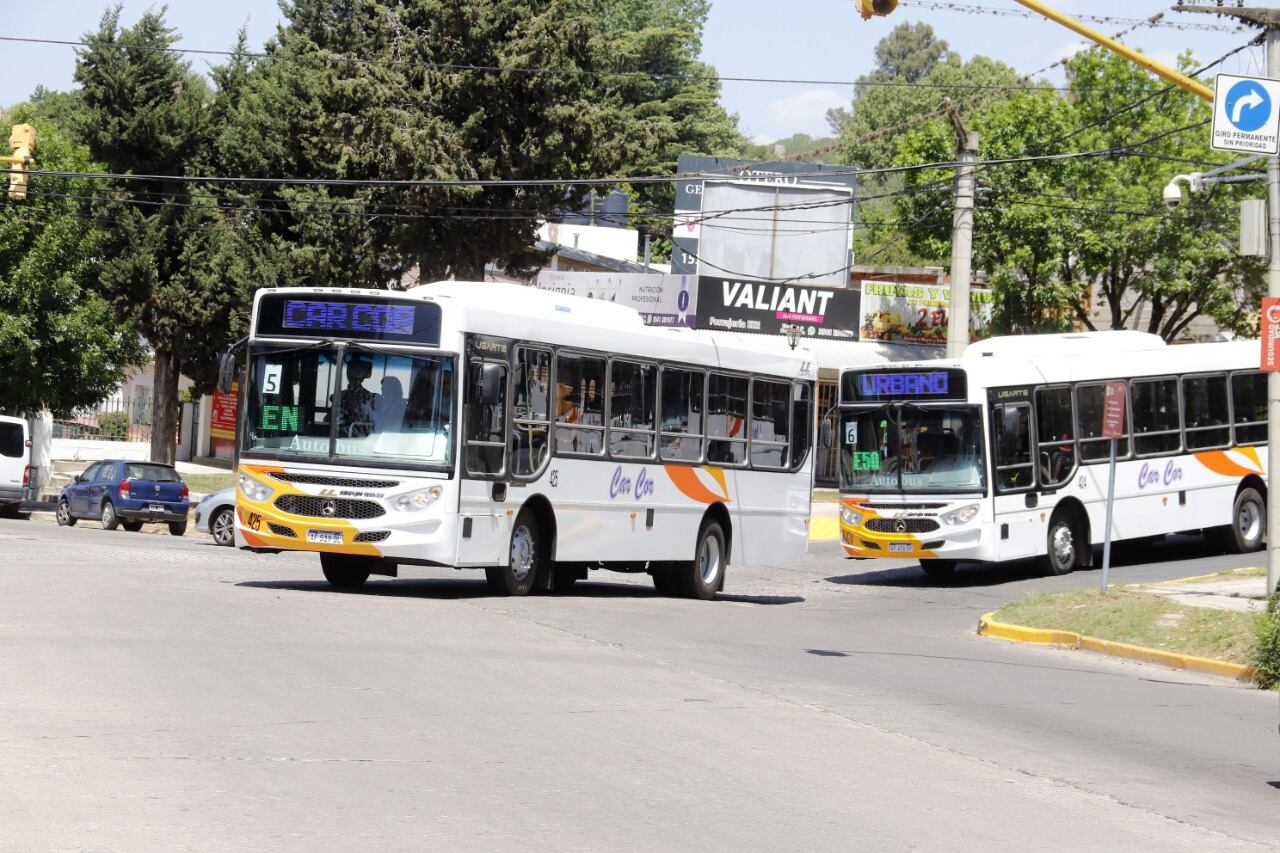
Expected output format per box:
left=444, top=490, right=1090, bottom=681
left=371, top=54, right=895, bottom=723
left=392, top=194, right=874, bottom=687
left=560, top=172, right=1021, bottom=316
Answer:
left=1233, top=87, right=1264, bottom=124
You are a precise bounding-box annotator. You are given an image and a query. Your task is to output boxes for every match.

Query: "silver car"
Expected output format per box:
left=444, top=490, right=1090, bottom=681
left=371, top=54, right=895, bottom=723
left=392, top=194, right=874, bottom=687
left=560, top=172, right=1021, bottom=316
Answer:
left=193, top=487, right=236, bottom=547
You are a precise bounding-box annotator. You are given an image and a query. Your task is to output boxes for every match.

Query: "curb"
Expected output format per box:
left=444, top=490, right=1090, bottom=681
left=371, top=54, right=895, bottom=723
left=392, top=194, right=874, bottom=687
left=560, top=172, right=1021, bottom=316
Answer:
left=977, top=611, right=1259, bottom=683
left=1147, top=566, right=1264, bottom=587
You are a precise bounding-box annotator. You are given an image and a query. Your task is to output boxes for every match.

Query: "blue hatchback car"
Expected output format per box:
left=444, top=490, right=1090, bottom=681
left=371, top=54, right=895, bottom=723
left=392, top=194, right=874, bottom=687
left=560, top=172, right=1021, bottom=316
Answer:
left=56, top=460, right=190, bottom=535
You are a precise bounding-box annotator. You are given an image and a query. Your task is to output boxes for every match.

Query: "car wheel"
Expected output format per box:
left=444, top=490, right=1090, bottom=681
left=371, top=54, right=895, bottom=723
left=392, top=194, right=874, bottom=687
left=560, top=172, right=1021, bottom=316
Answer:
left=121, top=521, right=144, bottom=532
left=919, top=558, right=956, bottom=581
left=486, top=511, right=539, bottom=596
left=56, top=499, right=76, bottom=527
left=1043, top=512, right=1080, bottom=576
left=168, top=521, right=187, bottom=537
left=320, top=553, right=371, bottom=590
left=100, top=500, right=119, bottom=531
left=1226, top=487, right=1265, bottom=553
left=210, top=507, right=235, bottom=547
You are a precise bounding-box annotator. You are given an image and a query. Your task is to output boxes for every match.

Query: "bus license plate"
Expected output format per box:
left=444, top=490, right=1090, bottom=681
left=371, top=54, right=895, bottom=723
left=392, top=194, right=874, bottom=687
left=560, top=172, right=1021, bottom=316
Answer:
left=307, top=530, right=343, bottom=545
left=888, top=542, right=913, bottom=553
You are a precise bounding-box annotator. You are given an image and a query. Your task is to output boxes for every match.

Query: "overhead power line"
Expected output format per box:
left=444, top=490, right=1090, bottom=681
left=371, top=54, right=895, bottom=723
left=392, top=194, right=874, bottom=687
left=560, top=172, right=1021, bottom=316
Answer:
left=899, top=1, right=1244, bottom=32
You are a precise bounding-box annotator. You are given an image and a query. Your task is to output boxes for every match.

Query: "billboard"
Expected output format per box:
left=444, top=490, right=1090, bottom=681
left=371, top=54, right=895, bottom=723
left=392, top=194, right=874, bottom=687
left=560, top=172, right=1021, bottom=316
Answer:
left=859, top=281, right=994, bottom=346
left=534, top=271, right=697, bottom=327
left=673, top=155, right=858, bottom=283
left=696, top=276, right=860, bottom=339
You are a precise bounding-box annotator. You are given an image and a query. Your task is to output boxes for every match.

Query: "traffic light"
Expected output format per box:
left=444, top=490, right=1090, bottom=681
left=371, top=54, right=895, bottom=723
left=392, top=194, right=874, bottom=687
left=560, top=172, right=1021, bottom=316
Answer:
left=857, top=0, right=898, bottom=19
left=6, top=124, right=36, bottom=201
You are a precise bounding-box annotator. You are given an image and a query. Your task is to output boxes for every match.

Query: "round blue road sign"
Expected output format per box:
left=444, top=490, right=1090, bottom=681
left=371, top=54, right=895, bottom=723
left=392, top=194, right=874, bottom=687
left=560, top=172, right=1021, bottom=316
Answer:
left=1225, top=79, right=1271, bottom=132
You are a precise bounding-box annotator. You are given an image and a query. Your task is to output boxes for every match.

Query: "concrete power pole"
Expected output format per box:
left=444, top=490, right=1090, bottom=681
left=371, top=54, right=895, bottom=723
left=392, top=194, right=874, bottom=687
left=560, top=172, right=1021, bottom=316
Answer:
left=1268, top=26, right=1280, bottom=596
left=946, top=106, right=978, bottom=359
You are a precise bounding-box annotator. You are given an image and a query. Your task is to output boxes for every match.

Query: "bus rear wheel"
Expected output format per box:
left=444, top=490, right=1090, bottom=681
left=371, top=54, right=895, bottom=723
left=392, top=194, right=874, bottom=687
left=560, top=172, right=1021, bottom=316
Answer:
left=487, top=511, right=538, bottom=596
left=1225, top=487, right=1265, bottom=553
left=320, top=553, right=371, bottom=590
left=672, top=521, right=726, bottom=600
left=1044, top=512, right=1081, bottom=576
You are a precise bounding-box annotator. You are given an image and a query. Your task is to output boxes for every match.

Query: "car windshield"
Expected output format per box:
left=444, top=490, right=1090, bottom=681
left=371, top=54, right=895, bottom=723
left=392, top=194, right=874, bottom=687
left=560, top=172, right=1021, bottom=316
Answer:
left=243, top=345, right=454, bottom=469
left=839, top=404, right=985, bottom=493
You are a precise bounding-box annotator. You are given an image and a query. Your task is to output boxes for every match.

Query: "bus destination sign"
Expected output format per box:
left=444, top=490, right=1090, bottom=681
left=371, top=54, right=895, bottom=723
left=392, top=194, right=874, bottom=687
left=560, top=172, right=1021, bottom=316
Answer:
left=255, top=293, right=441, bottom=345
left=842, top=368, right=967, bottom=403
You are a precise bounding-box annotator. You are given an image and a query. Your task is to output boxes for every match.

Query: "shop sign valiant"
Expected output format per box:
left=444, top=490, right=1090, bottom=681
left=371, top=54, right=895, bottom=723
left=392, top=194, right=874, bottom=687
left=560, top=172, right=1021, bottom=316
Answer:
left=695, top=276, right=859, bottom=339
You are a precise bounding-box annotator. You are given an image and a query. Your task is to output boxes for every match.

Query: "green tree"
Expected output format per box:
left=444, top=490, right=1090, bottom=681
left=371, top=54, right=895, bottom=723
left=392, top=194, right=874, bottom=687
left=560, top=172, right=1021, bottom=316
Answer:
left=0, top=95, right=145, bottom=417
left=75, top=7, right=258, bottom=462
left=893, top=49, right=1264, bottom=338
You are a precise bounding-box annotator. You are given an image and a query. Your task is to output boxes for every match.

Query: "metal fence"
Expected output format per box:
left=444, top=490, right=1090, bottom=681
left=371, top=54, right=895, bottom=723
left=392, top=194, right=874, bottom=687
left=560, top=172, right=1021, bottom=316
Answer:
left=52, top=396, right=153, bottom=442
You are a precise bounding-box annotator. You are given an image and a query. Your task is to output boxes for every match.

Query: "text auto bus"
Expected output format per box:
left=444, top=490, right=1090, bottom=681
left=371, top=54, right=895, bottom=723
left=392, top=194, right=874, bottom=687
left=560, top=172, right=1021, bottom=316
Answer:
left=226, top=282, right=817, bottom=598
left=835, top=331, right=1268, bottom=579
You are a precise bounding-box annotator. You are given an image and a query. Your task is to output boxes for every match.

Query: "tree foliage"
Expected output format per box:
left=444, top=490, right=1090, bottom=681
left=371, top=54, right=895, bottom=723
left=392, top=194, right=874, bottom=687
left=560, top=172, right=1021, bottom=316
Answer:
left=0, top=94, right=145, bottom=417
left=894, top=49, right=1264, bottom=339
left=76, top=7, right=260, bottom=460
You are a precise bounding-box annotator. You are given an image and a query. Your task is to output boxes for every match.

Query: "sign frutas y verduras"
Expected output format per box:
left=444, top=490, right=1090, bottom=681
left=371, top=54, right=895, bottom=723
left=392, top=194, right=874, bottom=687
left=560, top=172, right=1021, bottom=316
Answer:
left=859, top=281, right=994, bottom=346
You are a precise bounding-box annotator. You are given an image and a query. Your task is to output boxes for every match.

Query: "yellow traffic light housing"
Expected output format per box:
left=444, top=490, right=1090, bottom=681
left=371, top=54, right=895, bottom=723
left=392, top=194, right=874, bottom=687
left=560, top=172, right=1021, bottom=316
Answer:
left=857, top=0, right=898, bottom=19
left=5, top=124, right=36, bottom=201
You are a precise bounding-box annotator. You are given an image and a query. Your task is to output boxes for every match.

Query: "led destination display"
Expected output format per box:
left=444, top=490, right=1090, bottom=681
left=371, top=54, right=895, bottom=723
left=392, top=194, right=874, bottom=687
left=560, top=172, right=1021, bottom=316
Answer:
left=254, top=293, right=441, bottom=345
left=842, top=368, right=968, bottom=403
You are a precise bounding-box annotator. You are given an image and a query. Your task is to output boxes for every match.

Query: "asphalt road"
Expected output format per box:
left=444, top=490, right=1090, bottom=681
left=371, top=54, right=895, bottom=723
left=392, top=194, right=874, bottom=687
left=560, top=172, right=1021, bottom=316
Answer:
left=0, top=517, right=1276, bottom=852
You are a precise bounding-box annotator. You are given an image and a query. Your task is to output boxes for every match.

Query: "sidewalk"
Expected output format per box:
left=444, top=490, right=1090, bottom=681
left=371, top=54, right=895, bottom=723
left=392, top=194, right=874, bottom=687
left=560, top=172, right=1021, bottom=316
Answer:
left=1143, top=572, right=1270, bottom=613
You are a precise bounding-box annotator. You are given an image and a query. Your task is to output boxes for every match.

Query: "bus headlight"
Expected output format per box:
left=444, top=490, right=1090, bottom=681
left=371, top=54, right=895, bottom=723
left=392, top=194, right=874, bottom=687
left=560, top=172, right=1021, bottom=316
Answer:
left=396, top=486, right=443, bottom=512
left=238, top=472, right=274, bottom=503
left=840, top=507, right=862, bottom=527
left=941, top=504, right=979, bottom=526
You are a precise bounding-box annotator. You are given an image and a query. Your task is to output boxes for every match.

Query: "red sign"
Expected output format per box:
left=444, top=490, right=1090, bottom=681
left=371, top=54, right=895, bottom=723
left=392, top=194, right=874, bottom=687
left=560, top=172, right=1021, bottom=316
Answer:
left=210, top=382, right=238, bottom=441
left=1263, top=297, right=1280, bottom=372
left=1102, top=381, right=1126, bottom=439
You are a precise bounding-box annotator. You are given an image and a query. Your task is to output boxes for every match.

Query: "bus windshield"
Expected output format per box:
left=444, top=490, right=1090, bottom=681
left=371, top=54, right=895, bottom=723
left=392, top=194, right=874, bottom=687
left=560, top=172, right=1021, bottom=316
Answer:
left=839, top=404, right=985, bottom=493
left=243, top=345, right=454, bottom=469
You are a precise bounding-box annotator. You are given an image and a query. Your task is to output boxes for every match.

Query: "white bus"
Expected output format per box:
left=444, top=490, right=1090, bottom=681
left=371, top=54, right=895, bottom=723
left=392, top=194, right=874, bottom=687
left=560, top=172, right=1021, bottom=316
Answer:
left=835, top=331, right=1268, bottom=579
left=224, top=282, right=817, bottom=597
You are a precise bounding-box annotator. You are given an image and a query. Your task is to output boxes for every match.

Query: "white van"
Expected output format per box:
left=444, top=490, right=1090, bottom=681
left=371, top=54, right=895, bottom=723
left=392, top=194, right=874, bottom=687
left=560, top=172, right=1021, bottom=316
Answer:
left=0, top=415, right=30, bottom=517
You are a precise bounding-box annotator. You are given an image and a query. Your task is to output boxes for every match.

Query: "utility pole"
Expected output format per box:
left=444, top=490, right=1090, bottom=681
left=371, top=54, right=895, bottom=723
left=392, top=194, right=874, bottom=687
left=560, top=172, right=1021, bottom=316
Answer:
left=1181, top=5, right=1280, bottom=594
left=946, top=106, right=977, bottom=359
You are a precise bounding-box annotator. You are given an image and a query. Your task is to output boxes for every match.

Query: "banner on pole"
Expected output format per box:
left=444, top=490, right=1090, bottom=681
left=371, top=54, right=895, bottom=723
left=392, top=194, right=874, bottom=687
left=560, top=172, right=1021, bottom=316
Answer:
left=1263, top=297, right=1280, bottom=371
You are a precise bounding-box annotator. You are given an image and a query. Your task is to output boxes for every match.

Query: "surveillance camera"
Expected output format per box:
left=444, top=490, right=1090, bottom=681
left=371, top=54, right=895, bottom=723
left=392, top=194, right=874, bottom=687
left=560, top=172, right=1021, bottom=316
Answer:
left=1162, top=182, right=1182, bottom=210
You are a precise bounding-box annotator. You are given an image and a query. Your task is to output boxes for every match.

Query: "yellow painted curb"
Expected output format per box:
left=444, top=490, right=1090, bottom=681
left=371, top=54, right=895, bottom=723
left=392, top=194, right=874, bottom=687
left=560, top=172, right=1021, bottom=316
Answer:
left=809, top=517, right=839, bottom=542
left=977, top=611, right=1259, bottom=683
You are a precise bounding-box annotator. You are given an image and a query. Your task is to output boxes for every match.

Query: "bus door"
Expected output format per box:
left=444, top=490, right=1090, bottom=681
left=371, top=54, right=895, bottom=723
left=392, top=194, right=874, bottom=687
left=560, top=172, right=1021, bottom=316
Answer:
left=989, top=388, right=1041, bottom=559
left=459, top=336, right=513, bottom=565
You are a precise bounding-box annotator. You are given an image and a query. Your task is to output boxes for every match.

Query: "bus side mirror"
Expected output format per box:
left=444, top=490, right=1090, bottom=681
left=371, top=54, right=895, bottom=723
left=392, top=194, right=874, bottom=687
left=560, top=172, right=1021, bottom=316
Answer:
left=820, top=419, right=834, bottom=448
left=217, top=351, right=236, bottom=395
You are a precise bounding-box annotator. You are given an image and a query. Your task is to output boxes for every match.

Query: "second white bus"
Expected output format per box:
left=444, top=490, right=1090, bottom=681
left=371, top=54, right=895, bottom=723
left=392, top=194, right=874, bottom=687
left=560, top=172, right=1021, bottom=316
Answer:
left=835, top=331, right=1268, bottom=578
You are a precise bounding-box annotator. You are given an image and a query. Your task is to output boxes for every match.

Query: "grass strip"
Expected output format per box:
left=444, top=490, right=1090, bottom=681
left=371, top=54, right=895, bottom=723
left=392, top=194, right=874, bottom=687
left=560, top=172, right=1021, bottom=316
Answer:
left=993, top=588, right=1256, bottom=665
left=182, top=473, right=236, bottom=494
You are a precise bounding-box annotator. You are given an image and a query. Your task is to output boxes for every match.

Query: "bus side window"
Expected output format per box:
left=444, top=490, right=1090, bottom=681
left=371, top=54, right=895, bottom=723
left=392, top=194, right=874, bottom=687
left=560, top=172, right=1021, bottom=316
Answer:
left=554, top=353, right=606, bottom=456
left=790, top=382, right=813, bottom=471
left=1075, top=383, right=1129, bottom=462
left=1035, top=387, right=1075, bottom=487
left=608, top=360, right=657, bottom=460
left=750, top=379, right=791, bottom=469
left=994, top=404, right=1033, bottom=491
left=706, top=373, right=747, bottom=465
left=511, top=347, right=551, bottom=477
left=660, top=368, right=705, bottom=462
left=1231, top=371, right=1267, bottom=445
left=465, top=360, right=507, bottom=477
left=1131, top=378, right=1181, bottom=457
left=1182, top=374, right=1230, bottom=450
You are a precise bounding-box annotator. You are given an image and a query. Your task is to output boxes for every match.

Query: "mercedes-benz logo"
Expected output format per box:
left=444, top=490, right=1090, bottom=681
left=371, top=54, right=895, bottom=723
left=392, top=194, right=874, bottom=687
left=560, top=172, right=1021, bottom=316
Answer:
left=895, top=519, right=908, bottom=533
left=321, top=499, right=337, bottom=517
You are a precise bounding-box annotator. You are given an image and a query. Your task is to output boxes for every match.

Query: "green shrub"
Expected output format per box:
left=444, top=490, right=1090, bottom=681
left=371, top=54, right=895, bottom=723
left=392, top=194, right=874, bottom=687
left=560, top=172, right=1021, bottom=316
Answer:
left=1248, top=591, right=1280, bottom=689
left=98, top=411, right=129, bottom=440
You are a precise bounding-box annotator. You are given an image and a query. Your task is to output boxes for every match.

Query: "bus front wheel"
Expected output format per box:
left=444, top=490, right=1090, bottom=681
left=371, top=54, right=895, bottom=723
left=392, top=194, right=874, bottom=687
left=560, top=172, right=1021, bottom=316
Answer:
left=321, top=553, right=371, bottom=590
left=1044, top=512, right=1081, bottom=576
left=487, top=512, right=538, bottom=596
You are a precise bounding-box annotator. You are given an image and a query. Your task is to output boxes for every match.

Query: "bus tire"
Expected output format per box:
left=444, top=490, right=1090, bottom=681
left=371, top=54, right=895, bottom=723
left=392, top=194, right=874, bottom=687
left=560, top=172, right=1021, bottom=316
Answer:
left=677, top=521, right=726, bottom=600
left=320, top=553, right=371, bottom=590
left=651, top=562, right=679, bottom=596
left=1226, top=487, right=1265, bottom=553
left=919, top=558, right=956, bottom=581
left=487, top=511, right=538, bottom=596
left=1043, top=511, right=1081, bottom=576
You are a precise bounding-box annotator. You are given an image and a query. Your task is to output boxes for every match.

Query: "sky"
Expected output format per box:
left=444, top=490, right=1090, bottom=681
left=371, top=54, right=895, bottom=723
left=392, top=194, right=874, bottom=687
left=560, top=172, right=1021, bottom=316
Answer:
left=1, top=1, right=1266, bottom=145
